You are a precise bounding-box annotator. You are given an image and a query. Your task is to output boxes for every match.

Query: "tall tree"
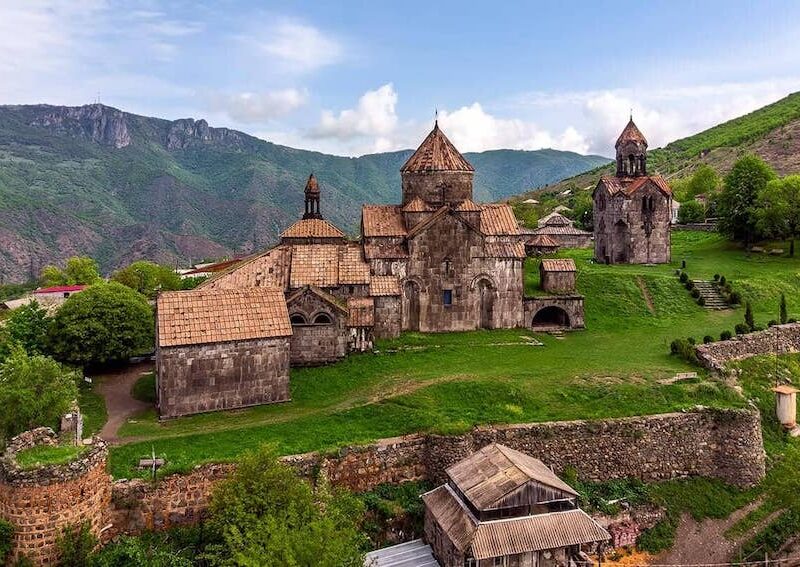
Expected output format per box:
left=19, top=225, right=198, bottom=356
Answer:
left=756, top=176, right=800, bottom=255
left=717, top=155, right=776, bottom=247
left=111, top=261, right=182, bottom=299
left=3, top=301, right=50, bottom=356
left=40, top=257, right=102, bottom=286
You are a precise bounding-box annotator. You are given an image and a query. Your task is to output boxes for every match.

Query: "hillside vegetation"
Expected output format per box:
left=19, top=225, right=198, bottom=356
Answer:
left=0, top=104, right=607, bottom=282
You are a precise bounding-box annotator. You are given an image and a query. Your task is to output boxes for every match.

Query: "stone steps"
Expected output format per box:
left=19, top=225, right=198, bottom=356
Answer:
left=692, top=280, right=731, bottom=309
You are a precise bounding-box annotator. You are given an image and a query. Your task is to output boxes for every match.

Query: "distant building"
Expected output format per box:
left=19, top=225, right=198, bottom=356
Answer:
left=593, top=118, right=673, bottom=264
left=522, top=212, right=592, bottom=250
left=670, top=199, right=681, bottom=224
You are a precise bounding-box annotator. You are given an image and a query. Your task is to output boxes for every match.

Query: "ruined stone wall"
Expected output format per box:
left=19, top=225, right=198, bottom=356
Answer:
left=157, top=337, right=290, bottom=418
left=104, top=409, right=764, bottom=539
left=373, top=296, right=401, bottom=339
left=696, top=323, right=800, bottom=372
left=0, top=429, right=111, bottom=566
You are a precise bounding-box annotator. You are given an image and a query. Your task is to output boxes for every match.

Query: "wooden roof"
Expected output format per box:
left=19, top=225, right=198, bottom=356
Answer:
left=362, top=205, right=407, bottom=237
left=616, top=118, right=647, bottom=147
left=369, top=275, right=401, bottom=296
left=280, top=218, right=345, bottom=239
left=400, top=122, right=474, bottom=173
left=422, top=485, right=477, bottom=552
left=446, top=444, right=578, bottom=512
left=157, top=288, right=291, bottom=347
left=541, top=259, right=577, bottom=272
left=597, top=175, right=672, bottom=197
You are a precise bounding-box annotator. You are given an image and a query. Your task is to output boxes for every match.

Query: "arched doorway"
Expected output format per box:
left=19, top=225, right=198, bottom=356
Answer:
left=476, top=278, right=494, bottom=329
left=614, top=220, right=629, bottom=263
left=404, top=280, right=420, bottom=331
left=531, top=306, right=571, bottom=329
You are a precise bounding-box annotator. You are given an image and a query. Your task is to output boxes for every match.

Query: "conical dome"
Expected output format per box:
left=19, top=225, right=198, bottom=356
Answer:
left=400, top=122, right=474, bottom=173
left=615, top=118, right=647, bottom=148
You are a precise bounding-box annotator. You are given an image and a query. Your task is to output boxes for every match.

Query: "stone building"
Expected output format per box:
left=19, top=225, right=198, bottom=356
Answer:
left=156, top=288, right=292, bottom=418
left=524, top=258, right=584, bottom=331
left=422, top=443, right=609, bottom=566
left=522, top=212, right=592, bottom=250
left=539, top=259, right=576, bottom=294
left=593, top=119, right=673, bottom=264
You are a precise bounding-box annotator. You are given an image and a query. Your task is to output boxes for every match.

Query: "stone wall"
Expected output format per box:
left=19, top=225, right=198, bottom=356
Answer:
left=157, top=336, right=291, bottom=418
left=105, top=408, right=764, bottom=540
left=401, top=170, right=473, bottom=207
left=524, top=295, right=585, bottom=329
left=373, top=296, right=401, bottom=339
left=0, top=429, right=111, bottom=566
left=540, top=269, right=576, bottom=294
left=696, top=323, right=800, bottom=372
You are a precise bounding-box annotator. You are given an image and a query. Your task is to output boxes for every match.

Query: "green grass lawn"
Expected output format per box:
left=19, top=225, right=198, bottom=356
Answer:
left=15, top=444, right=84, bottom=469
left=107, top=231, right=800, bottom=479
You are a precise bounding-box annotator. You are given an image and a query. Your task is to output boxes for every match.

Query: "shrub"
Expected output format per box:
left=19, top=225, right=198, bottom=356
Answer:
left=780, top=293, right=788, bottom=324
left=735, top=323, right=750, bottom=335
left=0, top=518, right=13, bottom=564
left=698, top=297, right=706, bottom=306
left=679, top=272, right=689, bottom=283
left=728, top=291, right=742, bottom=305
left=687, top=337, right=696, bottom=345
left=745, top=301, right=755, bottom=330
left=669, top=338, right=698, bottom=364
left=713, top=274, right=720, bottom=281
left=57, top=522, right=97, bottom=567
left=684, top=281, right=693, bottom=291
left=691, top=289, right=701, bottom=298
left=720, top=330, right=733, bottom=340
left=2, top=301, right=51, bottom=358
left=720, top=275, right=727, bottom=285
left=675, top=269, right=682, bottom=276
left=703, top=335, right=714, bottom=344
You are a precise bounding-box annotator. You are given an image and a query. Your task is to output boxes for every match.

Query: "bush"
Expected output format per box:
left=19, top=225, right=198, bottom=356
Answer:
left=90, top=535, right=192, bottom=567
left=780, top=293, right=788, bottom=324
left=687, top=337, right=696, bottom=345
left=720, top=330, right=733, bottom=340
left=57, top=523, right=97, bottom=567
left=703, top=335, right=714, bottom=344
left=728, top=291, right=742, bottom=304
left=678, top=200, right=705, bottom=223
left=679, top=272, right=689, bottom=283
left=675, top=269, right=682, bottom=276
left=0, top=518, right=13, bottom=564
left=48, top=282, right=154, bottom=367
left=745, top=301, right=755, bottom=330
left=669, top=338, right=698, bottom=364
left=698, top=297, right=706, bottom=306
left=713, top=274, right=720, bottom=281
left=720, top=275, right=727, bottom=285
left=2, top=301, right=51, bottom=358
left=735, top=323, right=750, bottom=335
left=691, top=289, right=701, bottom=298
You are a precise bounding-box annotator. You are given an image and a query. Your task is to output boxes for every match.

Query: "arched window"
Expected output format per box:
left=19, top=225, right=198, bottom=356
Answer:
left=290, top=313, right=307, bottom=325
left=313, top=313, right=332, bottom=324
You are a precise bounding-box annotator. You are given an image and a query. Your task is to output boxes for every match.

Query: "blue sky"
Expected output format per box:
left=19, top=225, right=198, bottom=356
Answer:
left=2, top=1, right=800, bottom=157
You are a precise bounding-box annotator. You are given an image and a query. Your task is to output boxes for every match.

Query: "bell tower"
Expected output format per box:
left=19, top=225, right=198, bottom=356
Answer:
left=615, top=117, right=648, bottom=177
left=303, top=173, right=322, bottom=219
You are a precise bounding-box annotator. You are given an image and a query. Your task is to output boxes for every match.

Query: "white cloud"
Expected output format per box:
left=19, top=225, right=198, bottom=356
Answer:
left=247, top=18, right=344, bottom=73
left=311, top=83, right=398, bottom=140
left=208, top=89, right=309, bottom=123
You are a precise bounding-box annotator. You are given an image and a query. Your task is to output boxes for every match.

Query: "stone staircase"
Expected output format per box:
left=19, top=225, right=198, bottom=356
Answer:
left=692, top=280, right=730, bottom=310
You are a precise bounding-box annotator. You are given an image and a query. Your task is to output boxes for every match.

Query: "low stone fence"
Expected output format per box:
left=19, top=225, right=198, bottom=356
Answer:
left=696, top=323, right=800, bottom=372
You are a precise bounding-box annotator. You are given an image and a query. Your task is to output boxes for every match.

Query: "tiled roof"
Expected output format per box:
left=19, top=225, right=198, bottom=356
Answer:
left=200, top=246, right=291, bottom=291
left=480, top=204, right=520, bottom=236
left=400, top=122, right=474, bottom=173
left=421, top=485, right=477, bottom=552
left=537, top=211, right=571, bottom=228
left=290, top=245, right=339, bottom=288
left=304, top=173, right=319, bottom=194
left=348, top=297, right=374, bottom=327
left=286, top=285, right=347, bottom=314
left=157, top=288, right=291, bottom=347
left=455, top=199, right=482, bottom=212
left=362, top=205, right=407, bottom=237
left=446, top=444, right=578, bottom=512
left=280, top=218, right=345, bottom=239
left=528, top=234, right=559, bottom=247
left=402, top=197, right=434, bottom=212
left=541, top=258, right=577, bottom=272
left=184, top=258, right=245, bottom=276
left=471, top=509, right=610, bottom=560
left=533, top=225, right=592, bottom=237
left=616, top=118, right=647, bottom=147
left=598, top=175, right=671, bottom=197
left=481, top=241, right=526, bottom=259
left=369, top=275, right=401, bottom=296
left=339, top=244, right=371, bottom=284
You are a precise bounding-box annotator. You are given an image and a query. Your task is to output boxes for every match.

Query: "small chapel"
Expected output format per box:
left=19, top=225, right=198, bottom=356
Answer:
left=593, top=118, right=673, bottom=264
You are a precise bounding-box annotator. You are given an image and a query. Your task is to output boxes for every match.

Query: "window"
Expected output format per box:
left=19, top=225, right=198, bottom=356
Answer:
left=313, top=313, right=332, bottom=324
left=290, top=313, right=307, bottom=325
left=443, top=289, right=453, bottom=306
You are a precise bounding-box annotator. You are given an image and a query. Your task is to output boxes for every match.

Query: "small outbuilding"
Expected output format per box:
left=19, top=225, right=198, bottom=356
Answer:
left=539, top=258, right=577, bottom=294
left=526, top=233, right=560, bottom=257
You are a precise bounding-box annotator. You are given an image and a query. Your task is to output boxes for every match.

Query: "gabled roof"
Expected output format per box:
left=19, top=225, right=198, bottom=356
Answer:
left=400, top=122, right=474, bottom=173
left=446, top=444, right=578, bottom=512
left=597, top=174, right=672, bottom=198
left=616, top=118, right=647, bottom=147
left=537, top=211, right=572, bottom=228
left=541, top=258, right=576, bottom=272
left=285, top=285, right=348, bottom=314
left=533, top=225, right=592, bottom=237
left=290, top=244, right=339, bottom=288
left=402, top=197, right=434, bottom=213
left=407, top=206, right=458, bottom=238
left=480, top=204, right=520, bottom=236
left=304, top=173, right=319, bottom=194
left=528, top=234, right=559, bottom=248
left=455, top=199, right=482, bottom=212
left=422, top=485, right=478, bottom=552
left=362, top=205, right=407, bottom=237
left=157, top=288, right=291, bottom=347
left=199, top=246, right=291, bottom=291
left=280, top=218, right=345, bottom=239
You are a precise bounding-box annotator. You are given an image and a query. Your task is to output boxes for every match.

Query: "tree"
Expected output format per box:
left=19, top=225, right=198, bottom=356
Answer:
left=57, top=523, right=97, bottom=567
left=745, top=301, right=755, bottom=331
left=90, top=536, right=192, bottom=567
left=112, top=261, right=182, bottom=299
left=204, top=447, right=366, bottom=567
left=3, top=301, right=50, bottom=356
left=48, top=282, right=154, bottom=367
left=40, top=257, right=102, bottom=287
left=686, top=164, right=721, bottom=198
left=0, top=348, right=79, bottom=440
left=0, top=518, right=13, bottom=565
left=677, top=200, right=705, bottom=224
left=755, top=176, right=800, bottom=255
left=717, top=155, right=776, bottom=246
left=781, top=294, right=788, bottom=324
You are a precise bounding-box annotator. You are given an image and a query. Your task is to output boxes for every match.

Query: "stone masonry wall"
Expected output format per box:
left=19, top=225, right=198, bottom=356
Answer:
left=373, top=296, right=401, bottom=339
left=696, top=323, right=800, bottom=372
left=0, top=429, right=111, bottom=566
left=106, top=408, right=764, bottom=539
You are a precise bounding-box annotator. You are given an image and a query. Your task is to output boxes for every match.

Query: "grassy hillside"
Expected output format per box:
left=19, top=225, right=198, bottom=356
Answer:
left=0, top=104, right=607, bottom=282
left=105, top=231, right=800, bottom=479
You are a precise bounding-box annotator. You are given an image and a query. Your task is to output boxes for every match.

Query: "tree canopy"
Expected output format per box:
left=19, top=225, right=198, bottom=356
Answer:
left=204, top=448, right=366, bottom=567
left=111, top=261, right=182, bottom=299
left=2, top=301, right=51, bottom=358
left=40, top=256, right=102, bottom=287
left=717, top=155, right=776, bottom=245
left=677, top=200, right=705, bottom=224
left=48, top=282, right=154, bottom=367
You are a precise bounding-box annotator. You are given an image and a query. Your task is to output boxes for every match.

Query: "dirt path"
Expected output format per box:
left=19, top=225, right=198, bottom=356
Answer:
left=635, top=276, right=656, bottom=314
left=95, top=362, right=154, bottom=444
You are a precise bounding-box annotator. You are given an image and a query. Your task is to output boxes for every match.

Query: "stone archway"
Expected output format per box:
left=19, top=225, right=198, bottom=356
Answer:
left=531, top=306, right=571, bottom=329
left=403, top=280, right=421, bottom=331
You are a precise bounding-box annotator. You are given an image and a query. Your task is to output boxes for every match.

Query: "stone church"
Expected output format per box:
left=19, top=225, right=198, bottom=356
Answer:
left=593, top=118, right=673, bottom=264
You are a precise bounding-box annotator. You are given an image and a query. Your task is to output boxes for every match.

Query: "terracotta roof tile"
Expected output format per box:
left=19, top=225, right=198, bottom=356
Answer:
left=533, top=225, right=592, bottom=237
left=529, top=234, right=559, bottom=247
left=348, top=297, right=374, bottom=327
left=290, top=245, right=339, bottom=288
left=280, top=218, right=345, bottom=239
left=480, top=204, right=520, bottom=236
left=407, top=206, right=452, bottom=238
left=455, top=198, right=482, bottom=212
left=362, top=205, right=407, bottom=237
left=537, top=211, right=571, bottom=228
left=157, top=287, right=291, bottom=347
left=400, top=122, right=474, bottom=173
left=369, top=275, right=401, bottom=296
left=402, top=197, right=434, bottom=212
left=339, top=244, right=371, bottom=284
left=541, top=258, right=576, bottom=272
left=616, top=118, right=648, bottom=147
left=598, top=175, right=671, bottom=197
left=200, top=246, right=291, bottom=291
left=481, top=241, right=526, bottom=259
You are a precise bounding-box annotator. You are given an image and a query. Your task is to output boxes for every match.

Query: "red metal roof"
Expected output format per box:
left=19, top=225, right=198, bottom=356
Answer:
left=34, top=285, right=86, bottom=294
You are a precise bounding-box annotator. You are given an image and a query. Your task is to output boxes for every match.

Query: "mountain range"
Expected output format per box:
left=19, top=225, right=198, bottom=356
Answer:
left=0, top=104, right=609, bottom=282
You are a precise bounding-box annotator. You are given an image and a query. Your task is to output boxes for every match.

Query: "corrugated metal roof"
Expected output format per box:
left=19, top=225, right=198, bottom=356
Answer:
left=541, top=259, right=577, bottom=272
left=157, top=288, right=291, bottom=347
left=471, top=509, right=610, bottom=559
left=446, top=444, right=578, bottom=512
left=364, top=540, right=440, bottom=567
left=400, top=122, right=474, bottom=173
left=35, top=285, right=85, bottom=294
